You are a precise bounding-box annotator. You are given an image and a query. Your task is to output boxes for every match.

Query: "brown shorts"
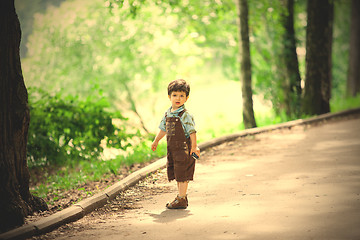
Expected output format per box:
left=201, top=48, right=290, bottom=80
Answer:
left=167, top=140, right=196, bottom=182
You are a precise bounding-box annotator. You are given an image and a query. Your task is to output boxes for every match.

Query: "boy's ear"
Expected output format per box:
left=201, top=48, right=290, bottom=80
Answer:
left=168, top=95, right=171, bottom=100
left=186, top=96, right=189, bottom=101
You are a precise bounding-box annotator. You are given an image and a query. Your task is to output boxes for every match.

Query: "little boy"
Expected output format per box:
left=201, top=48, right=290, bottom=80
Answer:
left=151, top=79, right=200, bottom=209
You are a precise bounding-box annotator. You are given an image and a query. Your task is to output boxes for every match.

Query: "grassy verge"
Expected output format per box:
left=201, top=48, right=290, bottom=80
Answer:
left=330, top=94, right=360, bottom=113
left=30, top=140, right=167, bottom=200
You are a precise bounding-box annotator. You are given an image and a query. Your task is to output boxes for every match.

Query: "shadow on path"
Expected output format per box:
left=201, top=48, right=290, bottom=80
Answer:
left=147, top=209, right=192, bottom=223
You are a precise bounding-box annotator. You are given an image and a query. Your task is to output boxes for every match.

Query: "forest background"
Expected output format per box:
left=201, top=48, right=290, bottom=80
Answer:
left=13, top=0, right=359, bottom=207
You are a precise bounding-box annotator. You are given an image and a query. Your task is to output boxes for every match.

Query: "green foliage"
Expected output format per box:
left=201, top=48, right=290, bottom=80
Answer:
left=249, top=1, right=302, bottom=115
left=330, top=94, right=360, bottom=113
left=152, top=0, right=239, bottom=81
left=15, top=0, right=66, bottom=57
left=20, top=0, right=353, bottom=118
left=332, top=0, right=351, bottom=98
left=27, top=86, right=129, bottom=167
left=22, top=0, right=205, bottom=111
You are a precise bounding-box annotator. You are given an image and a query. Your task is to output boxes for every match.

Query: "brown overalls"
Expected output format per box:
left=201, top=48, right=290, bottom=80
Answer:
left=166, top=109, right=196, bottom=182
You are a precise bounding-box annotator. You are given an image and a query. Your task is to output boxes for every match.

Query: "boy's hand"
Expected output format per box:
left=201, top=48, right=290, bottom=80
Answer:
left=151, top=130, right=166, bottom=151
left=191, top=147, right=200, bottom=159
left=151, top=141, right=158, bottom=151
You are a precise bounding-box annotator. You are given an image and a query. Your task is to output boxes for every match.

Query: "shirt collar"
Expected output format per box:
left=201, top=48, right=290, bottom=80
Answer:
left=168, top=105, right=185, bottom=115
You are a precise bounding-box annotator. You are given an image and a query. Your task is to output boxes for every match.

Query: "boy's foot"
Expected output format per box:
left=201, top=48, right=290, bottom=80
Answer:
left=166, top=195, right=187, bottom=209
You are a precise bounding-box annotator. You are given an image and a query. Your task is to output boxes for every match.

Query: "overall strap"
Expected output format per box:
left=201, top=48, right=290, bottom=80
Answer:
left=165, top=109, right=187, bottom=118
left=178, top=109, right=187, bottom=118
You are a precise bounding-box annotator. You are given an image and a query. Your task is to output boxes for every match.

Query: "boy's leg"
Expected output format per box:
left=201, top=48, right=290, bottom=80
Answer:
left=166, top=181, right=188, bottom=209
left=178, top=181, right=188, bottom=198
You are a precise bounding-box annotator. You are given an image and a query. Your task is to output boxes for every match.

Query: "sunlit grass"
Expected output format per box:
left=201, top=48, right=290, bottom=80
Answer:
left=30, top=140, right=167, bottom=199
left=330, top=94, right=360, bottom=112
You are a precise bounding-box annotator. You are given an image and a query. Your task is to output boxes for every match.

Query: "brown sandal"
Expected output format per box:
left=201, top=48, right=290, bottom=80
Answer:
left=166, top=195, right=188, bottom=209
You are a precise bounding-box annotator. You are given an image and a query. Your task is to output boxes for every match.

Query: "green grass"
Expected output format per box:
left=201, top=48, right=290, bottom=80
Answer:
left=330, top=94, right=360, bottom=113
left=30, top=139, right=167, bottom=199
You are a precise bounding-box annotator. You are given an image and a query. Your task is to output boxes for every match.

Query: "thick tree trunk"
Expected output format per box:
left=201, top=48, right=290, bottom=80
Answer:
left=0, top=0, right=48, bottom=233
left=280, top=0, right=302, bottom=118
left=347, top=0, right=360, bottom=97
left=237, top=0, right=257, bottom=129
left=302, top=0, right=334, bottom=116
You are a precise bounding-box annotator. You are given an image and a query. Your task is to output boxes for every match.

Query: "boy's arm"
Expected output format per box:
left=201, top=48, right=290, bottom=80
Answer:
left=190, top=132, right=200, bottom=157
left=151, top=130, right=166, bottom=151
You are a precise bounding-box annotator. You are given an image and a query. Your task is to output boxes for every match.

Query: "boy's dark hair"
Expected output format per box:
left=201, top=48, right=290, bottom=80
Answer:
left=168, top=79, right=190, bottom=96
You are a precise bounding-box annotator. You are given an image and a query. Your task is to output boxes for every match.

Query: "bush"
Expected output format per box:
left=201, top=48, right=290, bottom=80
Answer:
left=27, top=86, right=130, bottom=167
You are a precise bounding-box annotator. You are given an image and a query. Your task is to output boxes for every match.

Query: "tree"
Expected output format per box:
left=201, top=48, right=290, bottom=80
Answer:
left=347, top=0, right=360, bottom=97
left=237, top=0, right=257, bottom=129
left=0, top=0, right=48, bottom=232
left=302, top=0, right=334, bottom=115
left=246, top=1, right=303, bottom=118
left=280, top=0, right=302, bottom=117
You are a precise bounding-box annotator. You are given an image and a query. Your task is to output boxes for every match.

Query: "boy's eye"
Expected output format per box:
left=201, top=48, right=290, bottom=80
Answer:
left=171, top=93, right=185, bottom=98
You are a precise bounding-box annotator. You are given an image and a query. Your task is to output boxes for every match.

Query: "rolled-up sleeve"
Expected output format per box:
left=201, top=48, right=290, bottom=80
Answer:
left=181, top=112, right=196, bottom=137
left=159, top=115, right=166, bottom=132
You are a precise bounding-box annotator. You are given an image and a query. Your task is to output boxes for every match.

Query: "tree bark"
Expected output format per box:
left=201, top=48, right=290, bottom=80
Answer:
left=302, top=0, right=334, bottom=116
left=347, top=0, right=360, bottom=97
left=0, top=0, right=48, bottom=233
left=237, top=0, right=257, bottom=129
left=280, top=0, right=302, bottom=118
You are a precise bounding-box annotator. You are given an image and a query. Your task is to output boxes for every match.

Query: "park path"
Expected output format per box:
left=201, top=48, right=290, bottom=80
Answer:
left=35, top=117, right=360, bottom=240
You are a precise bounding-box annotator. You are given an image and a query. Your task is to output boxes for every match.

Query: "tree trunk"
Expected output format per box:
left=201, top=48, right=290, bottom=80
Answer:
left=347, top=0, right=360, bottom=97
left=122, top=82, right=150, bottom=134
left=280, top=0, right=302, bottom=118
left=302, top=0, right=334, bottom=116
left=237, top=0, right=257, bottom=129
left=0, top=0, right=48, bottom=233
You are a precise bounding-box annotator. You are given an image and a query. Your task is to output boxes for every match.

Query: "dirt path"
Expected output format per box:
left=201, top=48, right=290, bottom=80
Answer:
left=32, top=117, right=360, bottom=240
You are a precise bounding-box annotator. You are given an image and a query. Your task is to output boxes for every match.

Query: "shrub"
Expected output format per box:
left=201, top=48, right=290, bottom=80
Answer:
left=27, top=86, right=130, bottom=167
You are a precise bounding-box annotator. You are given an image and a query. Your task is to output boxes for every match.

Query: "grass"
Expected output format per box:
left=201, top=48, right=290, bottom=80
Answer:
left=330, top=94, right=360, bottom=113
left=30, top=139, right=167, bottom=199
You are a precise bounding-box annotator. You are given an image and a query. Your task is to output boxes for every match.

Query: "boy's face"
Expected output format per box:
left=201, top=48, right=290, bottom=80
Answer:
left=168, top=91, right=188, bottom=110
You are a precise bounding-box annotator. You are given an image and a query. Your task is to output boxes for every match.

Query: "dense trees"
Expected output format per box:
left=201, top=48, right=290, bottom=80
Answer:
left=0, top=0, right=47, bottom=232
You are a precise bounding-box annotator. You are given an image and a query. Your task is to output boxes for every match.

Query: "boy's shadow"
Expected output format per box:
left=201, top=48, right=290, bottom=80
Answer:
left=147, top=209, right=192, bottom=223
